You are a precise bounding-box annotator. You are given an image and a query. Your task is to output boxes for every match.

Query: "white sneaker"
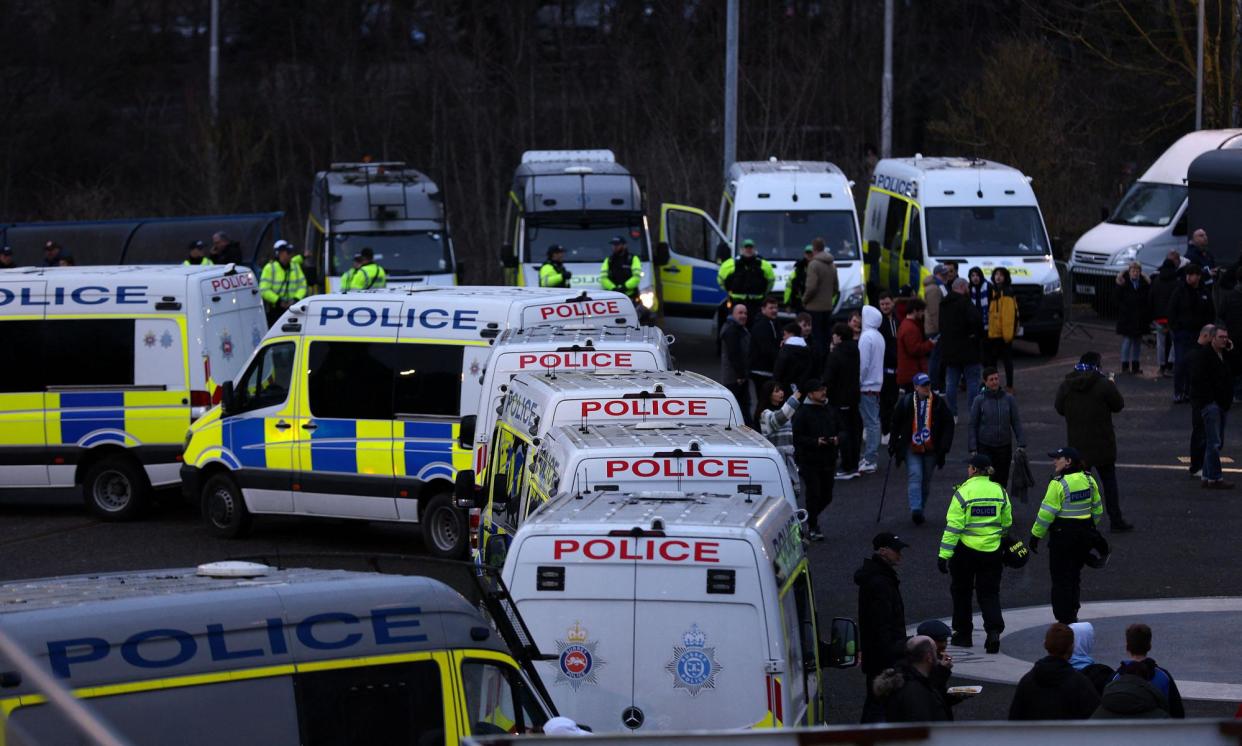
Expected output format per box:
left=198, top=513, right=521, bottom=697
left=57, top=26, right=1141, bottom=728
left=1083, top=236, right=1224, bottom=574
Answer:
left=1190, top=469, right=1202, bottom=479
left=881, top=433, right=890, bottom=446
left=858, top=460, right=878, bottom=474
left=835, top=470, right=860, bottom=481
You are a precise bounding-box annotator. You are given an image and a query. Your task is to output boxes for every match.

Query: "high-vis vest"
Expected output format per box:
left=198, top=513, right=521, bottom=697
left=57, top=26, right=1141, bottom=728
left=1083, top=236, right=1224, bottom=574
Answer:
left=717, top=256, right=775, bottom=300
left=347, top=262, right=387, bottom=291
left=259, top=260, right=308, bottom=305
left=183, top=257, right=215, bottom=266
left=939, top=475, right=1013, bottom=558
left=539, top=261, right=570, bottom=288
left=600, top=253, right=641, bottom=293
left=1031, top=471, right=1103, bottom=539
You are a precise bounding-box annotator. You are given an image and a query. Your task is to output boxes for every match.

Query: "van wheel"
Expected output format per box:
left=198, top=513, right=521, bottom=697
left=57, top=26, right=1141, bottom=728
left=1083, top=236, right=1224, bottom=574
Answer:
left=83, top=456, right=150, bottom=521
left=1037, top=332, right=1062, bottom=357
left=202, top=474, right=251, bottom=539
left=422, top=493, right=466, bottom=559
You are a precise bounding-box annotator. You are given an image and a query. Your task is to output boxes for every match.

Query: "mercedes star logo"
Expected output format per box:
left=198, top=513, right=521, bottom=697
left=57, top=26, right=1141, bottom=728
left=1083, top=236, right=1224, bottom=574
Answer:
left=621, top=706, right=644, bottom=730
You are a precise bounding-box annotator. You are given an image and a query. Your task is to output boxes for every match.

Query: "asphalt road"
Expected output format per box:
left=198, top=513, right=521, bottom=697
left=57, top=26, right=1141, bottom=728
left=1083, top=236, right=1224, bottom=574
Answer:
left=2, top=313, right=1239, bottom=724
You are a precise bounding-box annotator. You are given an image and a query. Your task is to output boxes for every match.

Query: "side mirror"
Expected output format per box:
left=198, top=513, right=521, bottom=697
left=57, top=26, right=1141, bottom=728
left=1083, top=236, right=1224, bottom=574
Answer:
left=654, top=241, right=670, bottom=266
left=490, top=473, right=509, bottom=511
left=500, top=243, right=517, bottom=269
left=454, top=469, right=476, bottom=508
left=220, top=381, right=236, bottom=415
left=822, top=617, right=859, bottom=669
left=458, top=415, right=476, bottom=450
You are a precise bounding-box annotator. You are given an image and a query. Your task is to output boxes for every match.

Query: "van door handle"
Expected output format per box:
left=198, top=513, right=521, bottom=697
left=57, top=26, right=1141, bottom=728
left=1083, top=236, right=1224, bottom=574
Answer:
left=663, top=265, right=681, bottom=274
left=274, top=420, right=291, bottom=430
left=302, top=422, right=318, bottom=431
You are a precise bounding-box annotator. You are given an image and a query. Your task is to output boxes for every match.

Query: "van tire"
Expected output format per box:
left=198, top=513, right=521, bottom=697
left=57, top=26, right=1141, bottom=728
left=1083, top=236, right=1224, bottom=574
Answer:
left=422, top=493, right=466, bottom=559
left=202, top=474, right=252, bottom=539
left=1037, top=332, right=1062, bottom=357
left=83, top=456, right=150, bottom=521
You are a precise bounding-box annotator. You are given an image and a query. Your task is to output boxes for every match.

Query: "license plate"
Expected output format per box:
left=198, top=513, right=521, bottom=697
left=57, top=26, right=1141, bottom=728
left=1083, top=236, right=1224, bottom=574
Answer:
left=1075, top=284, right=1096, bottom=296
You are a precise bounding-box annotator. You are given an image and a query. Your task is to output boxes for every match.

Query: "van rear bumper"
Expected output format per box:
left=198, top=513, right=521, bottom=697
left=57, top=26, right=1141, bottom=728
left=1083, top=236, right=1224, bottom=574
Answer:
left=180, top=465, right=202, bottom=504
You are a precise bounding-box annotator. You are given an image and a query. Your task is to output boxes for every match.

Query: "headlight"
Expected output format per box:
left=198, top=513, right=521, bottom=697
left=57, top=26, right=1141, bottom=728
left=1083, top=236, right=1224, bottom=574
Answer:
left=638, top=290, right=655, bottom=309
left=841, top=285, right=864, bottom=307
left=1112, top=243, right=1142, bottom=266
left=1043, top=277, right=1062, bottom=294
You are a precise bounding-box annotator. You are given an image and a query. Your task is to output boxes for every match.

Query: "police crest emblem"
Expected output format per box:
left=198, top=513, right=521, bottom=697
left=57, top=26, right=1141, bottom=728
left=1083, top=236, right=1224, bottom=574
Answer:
left=220, top=331, right=234, bottom=360
left=665, top=623, right=721, bottom=696
left=143, top=330, right=157, bottom=348
left=555, top=621, right=603, bottom=691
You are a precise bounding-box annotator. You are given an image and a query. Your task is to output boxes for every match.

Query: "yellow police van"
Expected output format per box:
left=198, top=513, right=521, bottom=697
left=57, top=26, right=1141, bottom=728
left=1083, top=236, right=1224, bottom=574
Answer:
left=0, top=264, right=265, bottom=519
left=468, top=422, right=795, bottom=568
left=0, top=562, right=556, bottom=745
left=180, top=287, right=639, bottom=553
left=462, top=371, right=745, bottom=566
left=502, top=490, right=857, bottom=733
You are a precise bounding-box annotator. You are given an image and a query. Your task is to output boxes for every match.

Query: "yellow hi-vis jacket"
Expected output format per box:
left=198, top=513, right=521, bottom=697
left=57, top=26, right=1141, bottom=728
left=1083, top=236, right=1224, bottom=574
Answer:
left=259, top=260, right=308, bottom=305
left=1030, top=471, right=1103, bottom=539
left=939, top=475, right=1012, bottom=558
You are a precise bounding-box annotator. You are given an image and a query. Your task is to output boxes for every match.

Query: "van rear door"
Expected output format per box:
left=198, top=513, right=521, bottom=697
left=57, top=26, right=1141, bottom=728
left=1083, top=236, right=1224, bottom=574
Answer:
left=0, top=278, right=48, bottom=486
left=198, top=273, right=266, bottom=388
left=575, top=453, right=791, bottom=503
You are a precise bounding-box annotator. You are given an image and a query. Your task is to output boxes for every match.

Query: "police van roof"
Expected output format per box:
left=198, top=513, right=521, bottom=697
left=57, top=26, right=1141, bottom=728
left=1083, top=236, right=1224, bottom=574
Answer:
left=512, top=151, right=641, bottom=215
left=549, top=422, right=764, bottom=452
left=494, top=323, right=664, bottom=349
left=729, top=160, right=846, bottom=178
left=523, top=489, right=791, bottom=538
left=311, top=162, right=445, bottom=228
left=873, top=157, right=1037, bottom=208
left=727, top=160, right=855, bottom=210
left=1, top=263, right=240, bottom=280
left=0, top=263, right=256, bottom=316
left=509, top=369, right=722, bottom=398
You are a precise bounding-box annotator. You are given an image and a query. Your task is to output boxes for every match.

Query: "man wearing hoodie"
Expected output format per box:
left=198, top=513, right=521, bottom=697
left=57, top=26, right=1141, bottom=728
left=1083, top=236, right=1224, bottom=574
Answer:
left=897, top=298, right=935, bottom=390
left=802, top=237, right=839, bottom=367
left=858, top=305, right=886, bottom=473
left=1054, top=352, right=1133, bottom=532
left=1068, top=622, right=1117, bottom=695
left=1009, top=623, right=1101, bottom=720
left=719, top=303, right=753, bottom=426
left=969, top=368, right=1026, bottom=488
left=855, top=531, right=909, bottom=723
left=773, top=322, right=812, bottom=392
left=1149, top=252, right=1181, bottom=376
left=1093, top=661, right=1170, bottom=719
left=872, top=636, right=950, bottom=723
left=1118, top=623, right=1185, bottom=718
left=1168, top=264, right=1215, bottom=402
left=791, top=379, right=839, bottom=541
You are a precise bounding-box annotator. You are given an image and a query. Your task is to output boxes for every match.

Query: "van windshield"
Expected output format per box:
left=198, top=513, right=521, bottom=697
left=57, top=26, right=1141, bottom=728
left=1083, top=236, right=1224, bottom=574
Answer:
left=524, top=218, right=648, bottom=263
left=735, top=210, right=859, bottom=260
left=330, top=231, right=452, bottom=276
left=925, top=206, right=1050, bottom=257
left=1107, top=182, right=1187, bottom=227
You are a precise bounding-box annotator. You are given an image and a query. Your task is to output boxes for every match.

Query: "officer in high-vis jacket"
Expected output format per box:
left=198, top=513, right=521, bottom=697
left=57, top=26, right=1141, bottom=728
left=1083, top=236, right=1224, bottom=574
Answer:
left=1028, top=446, right=1104, bottom=624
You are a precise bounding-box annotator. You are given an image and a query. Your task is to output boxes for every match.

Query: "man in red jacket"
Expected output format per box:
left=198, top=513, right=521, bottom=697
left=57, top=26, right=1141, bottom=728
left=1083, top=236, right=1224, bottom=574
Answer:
left=897, top=298, right=935, bottom=392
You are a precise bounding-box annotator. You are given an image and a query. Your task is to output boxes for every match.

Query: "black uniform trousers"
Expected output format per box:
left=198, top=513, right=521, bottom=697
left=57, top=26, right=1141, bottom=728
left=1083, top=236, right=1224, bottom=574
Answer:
left=1048, top=519, right=1095, bottom=624
left=798, top=448, right=837, bottom=532
left=949, top=545, right=1004, bottom=635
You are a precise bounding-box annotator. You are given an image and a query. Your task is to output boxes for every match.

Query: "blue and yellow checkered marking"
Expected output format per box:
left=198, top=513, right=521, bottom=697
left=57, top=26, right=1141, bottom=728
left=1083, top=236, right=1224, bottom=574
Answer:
left=401, top=420, right=456, bottom=481
left=223, top=418, right=267, bottom=468
left=692, top=266, right=727, bottom=304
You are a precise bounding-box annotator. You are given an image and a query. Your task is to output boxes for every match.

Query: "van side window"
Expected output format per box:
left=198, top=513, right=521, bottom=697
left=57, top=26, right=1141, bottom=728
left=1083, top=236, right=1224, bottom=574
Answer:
left=308, top=341, right=396, bottom=420
left=904, top=209, right=923, bottom=262
left=883, top=199, right=907, bottom=256
left=666, top=209, right=711, bottom=260
left=295, top=660, right=444, bottom=745
left=44, top=319, right=136, bottom=387
left=0, top=319, right=44, bottom=392
left=461, top=660, right=545, bottom=735
left=393, top=344, right=464, bottom=417
left=234, top=342, right=295, bottom=414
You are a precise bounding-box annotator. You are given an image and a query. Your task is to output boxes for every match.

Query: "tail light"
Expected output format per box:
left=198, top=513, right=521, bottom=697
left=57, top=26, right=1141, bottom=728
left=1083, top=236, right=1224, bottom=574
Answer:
left=765, top=674, right=783, bottom=724
left=469, top=508, right=481, bottom=552
left=189, top=390, right=212, bottom=421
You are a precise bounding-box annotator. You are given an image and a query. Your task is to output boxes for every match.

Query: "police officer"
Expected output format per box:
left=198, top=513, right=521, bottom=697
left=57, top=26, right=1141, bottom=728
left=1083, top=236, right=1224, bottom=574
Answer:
left=599, top=236, right=641, bottom=297
left=1028, top=446, right=1104, bottom=624
left=938, top=453, right=1012, bottom=653
left=339, top=253, right=363, bottom=292
left=259, top=239, right=309, bottom=327
left=718, top=239, right=775, bottom=308
left=347, top=246, right=386, bottom=290
left=184, top=240, right=214, bottom=266
left=539, top=244, right=572, bottom=288
left=784, top=244, right=814, bottom=312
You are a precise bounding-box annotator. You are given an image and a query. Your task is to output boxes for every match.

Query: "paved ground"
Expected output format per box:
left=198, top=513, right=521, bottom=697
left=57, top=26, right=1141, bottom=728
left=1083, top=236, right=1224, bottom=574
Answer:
left=2, top=313, right=1239, bottom=723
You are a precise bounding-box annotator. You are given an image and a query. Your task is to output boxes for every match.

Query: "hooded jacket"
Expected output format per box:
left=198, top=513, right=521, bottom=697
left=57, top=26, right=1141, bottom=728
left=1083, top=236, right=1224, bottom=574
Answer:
left=774, top=336, right=812, bottom=390
left=792, top=397, right=840, bottom=464
left=1092, top=674, right=1169, bottom=719
left=969, top=387, right=1025, bottom=451
left=889, top=390, right=955, bottom=466
left=824, top=338, right=861, bottom=407
left=873, top=664, right=949, bottom=723
left=854, top=555, right=906, bottom=676
left=1167, top=278, right=1214, bottom=333
left=749, top=313, right=781, bottom=376
left=719, top=316, right=751, bottom=382
left=1069, top=622, right=1116, bottom=695
left=1149, top=260, right=1180, bottom=323
left=1054, top=369, right=1123, bottom=467
left=1191, top=342, right=1238, bottom=411
left=858, top=306, right=885, bottom=393
left=1124, top=658, right=1185, bottom=718
left=923, top=275, right=945, bottom=335
left=802, top=252, right=839, bottom=312
left=1008, top=656, right=1100, bottom=720
left=896, top=316, right=934, bottom=387
left=1114, top=273, right=1152, bottom=337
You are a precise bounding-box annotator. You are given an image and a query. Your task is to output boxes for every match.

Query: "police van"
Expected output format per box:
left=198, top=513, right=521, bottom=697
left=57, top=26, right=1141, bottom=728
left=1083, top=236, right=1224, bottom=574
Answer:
left=304, top=161, right=459, bottom=292
left=502, top=490, right=857, bottom=733
left=659, top=159, right=865, bottom=319
left=501, top=150, right=658, bottom=312
left=468, top=422, right=795, bottom=568
left=180, top=287, right=638, bottom=553
left=863, top=157, right=1064, bottom=355
left=0, top=562, right=555, bottom=745
left=0, top=264, right=265, bottom=519
left=464, top=370, right=745, bottom=565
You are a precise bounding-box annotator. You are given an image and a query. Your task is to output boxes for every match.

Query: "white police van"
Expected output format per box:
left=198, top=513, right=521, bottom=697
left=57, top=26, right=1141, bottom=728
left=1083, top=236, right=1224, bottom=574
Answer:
left=0, top=264, right=265, bottom=518
left=462, top=370, right=745, bottom=565
left=864, top=157, right=1064, bottom=355
left=180, top=287, right=638, bottom=554
left=502, top=489, right=857, bottom=733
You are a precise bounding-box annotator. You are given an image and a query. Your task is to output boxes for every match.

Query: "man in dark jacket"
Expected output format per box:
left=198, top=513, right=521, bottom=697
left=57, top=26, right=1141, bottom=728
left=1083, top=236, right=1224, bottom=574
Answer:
left=855, top=531, right=909, bottom=723
left=719, top=303, right=752, bottom=426
left=824, top=322, right=861, bottom=479
left=1093, top=661, right=1170, bottom=719
left=749, top=296, right=782, bottom=395
left=1167, top=264, right=1215, bottom=401
left=969, top=368, right=1026, bottom=487
left=1054, top=352, right=1133, bottom=532
left=773, top=323, right=812, bottom=393
left=1009, top=623, right=1100, bottom=720
left=1190, top=325, right=1238, bottom=488
left=1119, top=623, right=1185, bottom=718
left=1215, top=283, right=1242, bottom=402
left=792, top=379, right=839, bottom=540
left=872, top=636, right=949, bottom=723
left=938, top=278, right=985, bottom=419
left=889, top=373, right=955, bottom=524
left=1149, top=252, right=1181, bottom=376
left=878, top=292, right=901, bottom=436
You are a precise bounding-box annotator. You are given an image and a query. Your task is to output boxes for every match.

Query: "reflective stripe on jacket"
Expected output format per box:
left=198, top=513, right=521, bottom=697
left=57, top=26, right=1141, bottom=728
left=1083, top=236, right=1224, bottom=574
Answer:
left=259, top=260, right=308, bottom=305
left=940, top=475, right=1012, bottom=558
left=1031, top=471, right=1103, bottom=538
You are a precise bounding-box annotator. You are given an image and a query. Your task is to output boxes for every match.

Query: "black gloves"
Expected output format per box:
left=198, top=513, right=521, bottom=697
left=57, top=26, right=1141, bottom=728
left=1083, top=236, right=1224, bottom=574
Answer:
left=1029, top=536, right=1040, bottom=553
left=938, top=557, right=949, bottom=574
